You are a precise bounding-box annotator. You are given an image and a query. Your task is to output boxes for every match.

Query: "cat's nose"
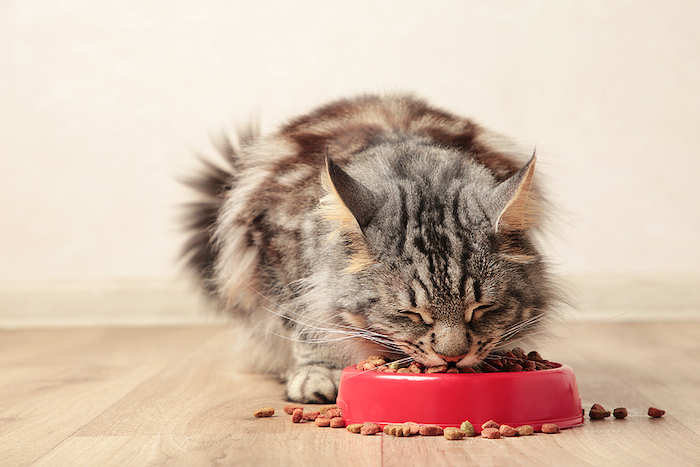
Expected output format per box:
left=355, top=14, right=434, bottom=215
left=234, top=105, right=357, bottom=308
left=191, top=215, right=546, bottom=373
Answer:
left=437, top=353, right=467, bottom=363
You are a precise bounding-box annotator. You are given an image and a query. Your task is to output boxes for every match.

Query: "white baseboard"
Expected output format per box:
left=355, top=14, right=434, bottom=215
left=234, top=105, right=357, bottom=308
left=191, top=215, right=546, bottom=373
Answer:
left=0, top=274, right=698, bottom=328
left=0, top=278, right=226, bottom=328
left=559, top=273, right=700, bottom=322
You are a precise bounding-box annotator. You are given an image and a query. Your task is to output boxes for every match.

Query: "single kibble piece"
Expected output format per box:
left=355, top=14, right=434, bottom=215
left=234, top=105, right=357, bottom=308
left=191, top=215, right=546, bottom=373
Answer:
left=347, top=423, right=363, bottom=434
left=541, top=423, right=560, bottom=434
left=384, top=424, right=411, bottom=437
left=291, top=408, right=303, bottom=423
left=330, top=417, right=345, bottom=428
left=383, top=424, right=399, bottom=436
left=253, top=407, right=275, bottom=418
left=613, top=407, right=628, bottom=419
left=319, top=405, right=337, bottom=415
left=481, top=419, right=500, bottom=430
left=419, top=424, right=444, bottom=436
left=516, top=425, right=534, bottom=436
left=360, top=423, right=381, bottom=435
left=403, top=421, right=421, bottom=436
left=444, top=427, right=465, bottom=440
left=425, top=365, right=448, bottom=374
left=324, top=408, right=343, bottom=419
left=589, top=403, right=611, bottom=419
left=460, top=421, right=476, bottom=437
left=283, top=405, right=303, bottom=415
left=499, top=424, right=518, bottom=437
left=648, top=407, right=665, bottom=418
left=481, top=427, right=501, bottom=439
left=315, top=417, right=331, bottom=427
left=302, top=411, right=321, bottom=421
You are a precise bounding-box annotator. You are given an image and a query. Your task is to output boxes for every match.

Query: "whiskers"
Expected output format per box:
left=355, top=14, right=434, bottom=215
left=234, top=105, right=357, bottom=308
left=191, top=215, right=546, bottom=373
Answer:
left=244, top=282, right=404, bottom=355
left=489, top=311, right=550, bottom=350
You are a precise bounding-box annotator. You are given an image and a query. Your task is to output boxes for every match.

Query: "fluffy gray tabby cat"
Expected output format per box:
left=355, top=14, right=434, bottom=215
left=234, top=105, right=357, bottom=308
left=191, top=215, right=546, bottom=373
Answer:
left=182, top=94, right=558, bottom=403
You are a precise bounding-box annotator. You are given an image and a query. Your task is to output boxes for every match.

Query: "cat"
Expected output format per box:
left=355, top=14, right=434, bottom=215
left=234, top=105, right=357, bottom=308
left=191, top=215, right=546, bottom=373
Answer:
left=181, top=94, right=559, bottom=403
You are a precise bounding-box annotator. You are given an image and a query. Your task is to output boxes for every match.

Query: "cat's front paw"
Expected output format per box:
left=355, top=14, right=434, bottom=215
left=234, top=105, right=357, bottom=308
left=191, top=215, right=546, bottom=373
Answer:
left=286, top=365, right=341, bottom=403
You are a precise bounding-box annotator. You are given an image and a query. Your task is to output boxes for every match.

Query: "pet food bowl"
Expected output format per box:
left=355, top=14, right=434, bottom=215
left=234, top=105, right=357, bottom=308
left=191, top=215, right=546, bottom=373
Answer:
left=336, top=363, right=583, bottom=432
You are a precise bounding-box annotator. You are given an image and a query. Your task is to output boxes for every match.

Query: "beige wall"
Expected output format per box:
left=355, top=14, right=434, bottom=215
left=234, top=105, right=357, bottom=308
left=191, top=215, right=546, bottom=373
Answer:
left=2, top=1, right=699, bottom=323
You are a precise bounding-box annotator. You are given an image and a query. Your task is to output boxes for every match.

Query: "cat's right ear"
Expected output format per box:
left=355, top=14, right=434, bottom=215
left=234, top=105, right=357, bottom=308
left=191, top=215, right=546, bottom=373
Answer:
left=324, top=156, right=378, bottom=230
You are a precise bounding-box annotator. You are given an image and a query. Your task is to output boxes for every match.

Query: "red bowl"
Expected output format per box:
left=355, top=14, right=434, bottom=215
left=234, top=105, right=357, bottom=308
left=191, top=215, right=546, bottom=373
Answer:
left=336, top=363, right=584, bottom=432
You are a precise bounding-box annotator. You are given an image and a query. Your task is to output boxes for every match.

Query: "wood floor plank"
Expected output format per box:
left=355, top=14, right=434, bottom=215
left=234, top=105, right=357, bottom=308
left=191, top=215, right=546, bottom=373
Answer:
left=0, top=327, right=224, bottom=467
left=1, top=322, right=699, bottom=466
left=31, top=431, right=383, bottom=467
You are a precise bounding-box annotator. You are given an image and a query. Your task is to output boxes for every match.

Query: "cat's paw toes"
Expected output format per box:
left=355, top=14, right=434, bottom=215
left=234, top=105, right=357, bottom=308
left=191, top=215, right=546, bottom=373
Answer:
left=286, top=365, right=340, bottom=403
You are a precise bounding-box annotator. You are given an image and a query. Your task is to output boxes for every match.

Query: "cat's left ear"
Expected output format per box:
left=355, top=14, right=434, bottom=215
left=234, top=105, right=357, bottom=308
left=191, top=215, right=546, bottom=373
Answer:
left=491, top=153, right=540, bottom=233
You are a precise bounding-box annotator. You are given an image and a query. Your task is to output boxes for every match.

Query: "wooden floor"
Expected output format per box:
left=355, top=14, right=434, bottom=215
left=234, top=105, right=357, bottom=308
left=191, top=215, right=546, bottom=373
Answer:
left=1, top=321, right=700, bottom=466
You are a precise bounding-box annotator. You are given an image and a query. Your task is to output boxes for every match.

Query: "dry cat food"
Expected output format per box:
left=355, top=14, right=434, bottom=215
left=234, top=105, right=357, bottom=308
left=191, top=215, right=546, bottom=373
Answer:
left=253, top=407, right=275, bottom=418
left=355, top=348, right=557, bottom=374
left=481, top=419, right=499, bottom=430
left=540, top=423, right=560, bottom=434
left=330, top=417, right=346, bottom=428
left=283, top=404, right=303, bottom=414
left=276, top=403, right=569, bottom=440
left=589, top=403, right=611, bottom=419
left=459, top=420, right=476, bottom=437
left=418, top=424, right=444, bottom=436
left=481, top=427, right=500, bottom=439
left=589, top=404, right=665, bottom=420
left=346, top=423, right=363, bottom=434
left=360, top=423, right=381, bottom=435
left=315, top=417, right=332, bottom=427
left=291, top=408, right=304, bottom=423
left=443, top=427, right=466, bottom=440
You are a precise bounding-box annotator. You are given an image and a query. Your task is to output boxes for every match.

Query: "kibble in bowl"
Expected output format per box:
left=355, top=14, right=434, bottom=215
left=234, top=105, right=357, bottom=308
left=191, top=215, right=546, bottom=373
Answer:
left=336, top=350, right=584, bottom=433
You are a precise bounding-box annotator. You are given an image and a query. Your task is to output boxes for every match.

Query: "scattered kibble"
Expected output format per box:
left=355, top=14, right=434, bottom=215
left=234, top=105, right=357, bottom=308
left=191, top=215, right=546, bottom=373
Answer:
left=613, top=407, right=628, bottom=419
left=648, top=407, right=665, bottom=418
left=330, top=417, right=345, bottom=428
left=302, top=411, right=321, bottom=421
left=419, top=424, right=444, bottom=436
left=444, top=427, right=466, bottom=440
left=516, top=425, right=534, bottom=436
left=360, top=422, right=381, bottom=435
left=481, top=427, right=501, bottom=439
left=589, top=403, right=611, bottom=419
left=315, top=417, right=331, bottom=427
left=253, top=407, right=275, bottom=418
left=499, top=424, right=518, bottom=437
left=460, top=420, right=476, bottom=437
left=481, top=419, right=500, bottom=430
left=283, top=404, right=303, bottom=415
left=404, top=421, right=421, bottom=435
left=346, top=423, right=363, bottom=433
left=541, top=423, right=560, bottom=434
left=291, top=408, right=303, bottom=423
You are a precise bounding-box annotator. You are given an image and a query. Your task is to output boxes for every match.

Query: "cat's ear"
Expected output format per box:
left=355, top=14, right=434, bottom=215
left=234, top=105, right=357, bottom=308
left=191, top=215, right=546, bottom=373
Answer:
left=491, top=153, right=539, bottom=233
left=324, top=156, right=378, bottom=230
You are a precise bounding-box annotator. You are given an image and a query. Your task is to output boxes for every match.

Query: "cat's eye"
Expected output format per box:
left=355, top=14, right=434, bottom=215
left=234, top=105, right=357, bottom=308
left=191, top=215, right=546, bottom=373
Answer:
left=399, top=310, right=429, bottom=324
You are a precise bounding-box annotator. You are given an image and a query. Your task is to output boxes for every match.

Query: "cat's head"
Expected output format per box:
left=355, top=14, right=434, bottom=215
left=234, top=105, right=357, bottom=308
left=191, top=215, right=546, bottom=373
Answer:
left=320, top=141, right=554, bottom=368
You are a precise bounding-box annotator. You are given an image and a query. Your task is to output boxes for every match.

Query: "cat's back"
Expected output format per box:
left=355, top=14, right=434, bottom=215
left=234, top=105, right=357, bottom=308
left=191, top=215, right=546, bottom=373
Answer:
left=184, top=94, right=530, bottom=308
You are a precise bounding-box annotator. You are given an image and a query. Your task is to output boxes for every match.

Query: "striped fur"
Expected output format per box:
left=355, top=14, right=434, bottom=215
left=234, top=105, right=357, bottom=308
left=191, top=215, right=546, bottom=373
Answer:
left=182, top=94, right=559, bottom=403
